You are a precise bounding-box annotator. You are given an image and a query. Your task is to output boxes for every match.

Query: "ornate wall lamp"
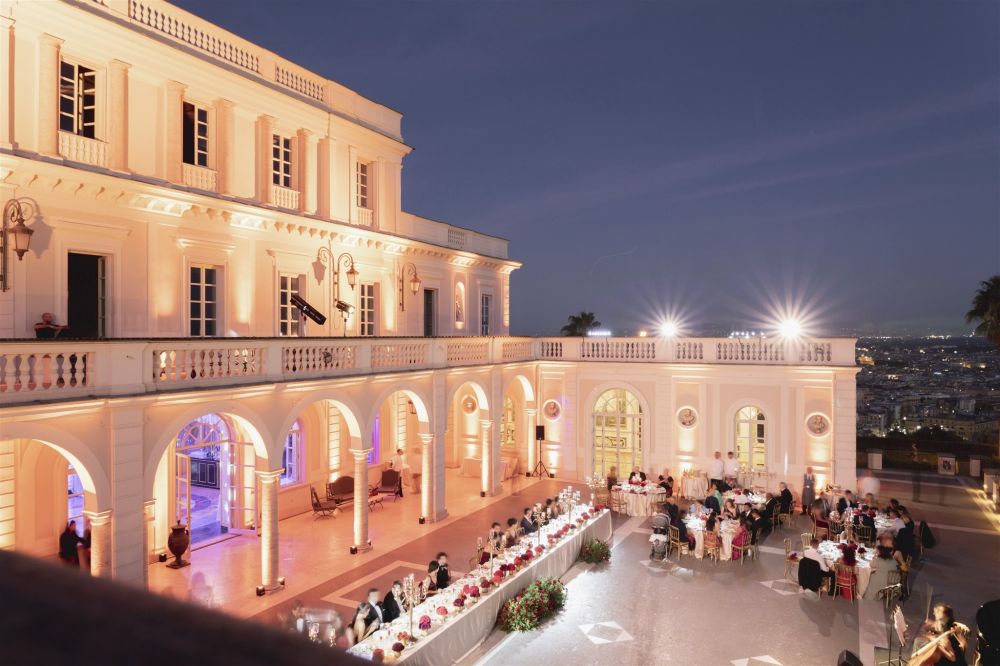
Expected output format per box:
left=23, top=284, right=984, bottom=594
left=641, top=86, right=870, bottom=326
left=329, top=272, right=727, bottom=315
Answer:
left=2, top=198, right=35, bottom=292
left=398, top=261, right=421, bottom=311
left=316, top=245, right=358, bottom=303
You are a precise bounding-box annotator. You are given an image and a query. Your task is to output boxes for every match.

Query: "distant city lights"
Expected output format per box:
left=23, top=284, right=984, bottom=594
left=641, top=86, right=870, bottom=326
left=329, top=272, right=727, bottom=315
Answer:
left=587, top=329, right=612, bottom=337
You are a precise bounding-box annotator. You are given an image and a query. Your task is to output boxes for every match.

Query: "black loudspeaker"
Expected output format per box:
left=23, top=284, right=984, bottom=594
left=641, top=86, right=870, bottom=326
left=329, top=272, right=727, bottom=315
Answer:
left=836, top=650, right=863, bottom=666
left=535, top=425, right=545, bottom=441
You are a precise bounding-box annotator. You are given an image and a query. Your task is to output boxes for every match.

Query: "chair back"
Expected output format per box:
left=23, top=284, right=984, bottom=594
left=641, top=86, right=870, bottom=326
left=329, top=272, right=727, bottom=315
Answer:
left=327, top=476, right=354, bottom=501
left=668, top=525, right=680, bottom=544
left=705, top=531, right=719, bottom=549
left=834, top=562, right=856, bottom=586
left=783, top=537, right=791, bottom=556
left=380, top=469, right=400, bottom=488
left=800, top=533, right=812, bottom=550
left=310, top=486, right=322, bottom=509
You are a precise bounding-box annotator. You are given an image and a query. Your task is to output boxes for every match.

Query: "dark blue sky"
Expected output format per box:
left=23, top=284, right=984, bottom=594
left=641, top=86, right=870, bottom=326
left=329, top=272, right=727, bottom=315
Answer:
left=176, top=0, right=999, bottom=336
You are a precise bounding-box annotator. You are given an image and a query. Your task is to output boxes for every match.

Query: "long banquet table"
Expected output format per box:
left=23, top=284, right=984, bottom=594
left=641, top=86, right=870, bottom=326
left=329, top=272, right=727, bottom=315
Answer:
left=348, top=508, right=613, bottom=665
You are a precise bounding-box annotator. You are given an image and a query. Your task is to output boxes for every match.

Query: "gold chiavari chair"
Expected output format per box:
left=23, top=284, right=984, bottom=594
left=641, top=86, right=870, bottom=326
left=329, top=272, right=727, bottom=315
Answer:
left=879, top=570, right=902, bottom=609
left=854, top=524, right=875, bottom=548
left=783, top=537, right=799, bottom=580
left=703, top=531, right=721, bottom=564
left=609, top=488, right=626, bottom=514
left=668, top=525, right=688, bottom=560
left=813, top=519, right=829, bottom=541
left=800, top=532, right=813, bottom=550
left=832, top=562, right=858, bottom=604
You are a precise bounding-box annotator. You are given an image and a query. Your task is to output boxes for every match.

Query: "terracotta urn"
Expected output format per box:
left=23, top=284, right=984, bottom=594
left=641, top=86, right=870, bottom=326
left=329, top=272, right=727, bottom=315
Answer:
left=166, top=521, right=190, bottom=569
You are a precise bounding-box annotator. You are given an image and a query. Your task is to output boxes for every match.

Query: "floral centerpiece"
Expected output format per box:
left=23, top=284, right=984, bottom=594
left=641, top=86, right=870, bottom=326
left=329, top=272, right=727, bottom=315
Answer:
left=453, top=595, right=466, bottom=609
left=513, top=556, right=524, bottom=569
left=435, top=606, right=449, bottom=617
left=480, top=576, right=492, bottom=591
left=579, top=538, right=611, bottom=564
left=392, top=642, right=405, bottom=657
left=492, top=572, right=503, bottom=585
left=468, top=585, right=481, bottom=598
left=535, top=545, right=545, bottom=554
left=418, top=615, right=431, bottom=631
left=396, top=631, right=410, bottom=643
left=372, top=649, right=385, bottom=665
left=499, top=577, right=568, bottom=632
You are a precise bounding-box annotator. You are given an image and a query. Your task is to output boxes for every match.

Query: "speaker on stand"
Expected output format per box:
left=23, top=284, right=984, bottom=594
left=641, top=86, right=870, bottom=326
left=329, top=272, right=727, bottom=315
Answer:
left=530, top=425, right=551, bottom=478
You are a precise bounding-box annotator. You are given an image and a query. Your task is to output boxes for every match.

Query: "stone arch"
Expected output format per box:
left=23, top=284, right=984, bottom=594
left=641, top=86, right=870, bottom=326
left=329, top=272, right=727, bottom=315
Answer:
left=725, top=398, right=778, bottom=471
left=365, top=384, right=432, bottom=443
left=276, top=392, right=365, bottom=450
left=143, top=400, right=273, bottom=498
left=0, top=421, right=111, bottom=512
left=502, top=373, right=536, bottom=404
left=446, top=378, right=490, bottom=416
left=581, top=381, right=653, bottom=481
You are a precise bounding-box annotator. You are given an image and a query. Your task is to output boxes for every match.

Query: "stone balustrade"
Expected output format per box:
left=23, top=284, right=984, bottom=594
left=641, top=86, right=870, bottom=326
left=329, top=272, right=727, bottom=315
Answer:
left=0, top=336, right=855, bottom=405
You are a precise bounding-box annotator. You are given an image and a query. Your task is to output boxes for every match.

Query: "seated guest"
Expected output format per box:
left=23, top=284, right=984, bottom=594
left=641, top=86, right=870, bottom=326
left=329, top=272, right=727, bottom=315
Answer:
left=856, top=509, right=875, bottom=529
left=606, top=466, right=618, bottom=489
left=883, top=498, right=900, bottom=515
left=383, top=581, right=404, bottom=623
left=358, top=588, right=384, bottom=630
left=895, top=511, right=916, bottom=562
left=888, top=509, right=905, bottom=536
left=722, top=498, right=739, bottom=520
left=664, top=476, right=674, bottom=497
left=420, top=561, right=439, bottom=597
left=549, top=497, right=562, bottom=518
left=657, top=475, right=671, bottom=494
left=482, top=522, right=504, bottom=563
left=688, top=499, right=704, bottom=516
left=705, top=511, right=720, bottom=536
left=778, top=482, right=794, bottom=514
left=352, top=602, right=378, bottom=641
left=837, top=490, right=858, bottom=515
left=731, top=520, right=749, bottom=561
left=435, top=552, right=451, bottom=589
left=803, top=538, right=834, bottom=593
left=704, top=483, right=722, bottom=513
left=504, top=517, right=520, bottom=547
left=520, top=507, right=538, bottom=534
left=762, top=493, right=778, bottom=522
left=628, top=465, right=646, bottom=483
left=864, top=492, right=877, bottom=508
left=750, top=508, right=768, bottom=536
left=676, top=510, right=695, bottom=547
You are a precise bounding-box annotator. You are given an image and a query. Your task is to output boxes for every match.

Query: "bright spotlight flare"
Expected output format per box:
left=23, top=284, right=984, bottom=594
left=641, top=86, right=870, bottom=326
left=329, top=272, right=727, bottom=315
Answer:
left=777, top=318, right=803, bottom=339
left=659, top=321, right=679, bottom=337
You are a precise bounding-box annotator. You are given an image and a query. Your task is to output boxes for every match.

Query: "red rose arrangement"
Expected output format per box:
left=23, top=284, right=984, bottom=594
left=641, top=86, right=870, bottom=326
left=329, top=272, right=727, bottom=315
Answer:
left=595, top=503, right=607, bottom=511
left=521, top=549, right=533, bottom=561
left=535, top=545, right=544, bottom=554
left=418, top=615, right=432, bottom=631
left=468, top=586, right=481, bottom=598
left=372, top=649, right=385, bottom=665
left=436, top=606, right=449, bottom=617
left=392, top=642, right=405, bottom=655
left=479, top=577, right=492, bottom=590
left=514, top=556, right=524, bottom=568
left=734, top=489, right=742, bottom=495
left=396, top=631, right=410, bottom=642
left=453, top=596, right=466, bottom=608
left=492, top=572, right=503, bottom=585
left=462, top=584, right=476, bottom=596
left=547, top=534, right=555, bottom=543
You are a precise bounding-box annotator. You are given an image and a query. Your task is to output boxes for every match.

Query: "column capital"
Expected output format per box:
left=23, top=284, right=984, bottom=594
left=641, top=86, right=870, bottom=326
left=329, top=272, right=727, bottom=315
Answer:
left=255, top=469, right=284, bottom=482
left=525, top=407, right=537, bottom=417
left=258, top=113, right=276, bottom=125
left=109, top=59, right=132, bottom=71
left=296, top=127, right=313, bottom=138
left=215, top=97, right=235, bottom=110
left=165, top=79, right=186, bottom=94
left=480, top=419, right=493, bottom=429
left=82, top=509, right=113, bottom=527
left=417, top=433, right=434, bottom=444
left=349, top=448, right=371, bottom=461
left=38, top=33, right=64, bottom=48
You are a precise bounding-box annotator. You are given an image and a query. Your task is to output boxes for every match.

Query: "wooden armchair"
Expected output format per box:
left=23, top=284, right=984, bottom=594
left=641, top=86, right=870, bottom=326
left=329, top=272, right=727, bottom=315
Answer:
left=310, top=486, right=338, bottom=518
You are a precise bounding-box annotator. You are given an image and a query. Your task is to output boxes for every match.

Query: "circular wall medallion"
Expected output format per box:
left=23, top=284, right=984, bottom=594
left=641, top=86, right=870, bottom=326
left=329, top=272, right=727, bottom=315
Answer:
left=677, top=407, right=698, bottom=429
left=542, top=399, right=562, bottom=421
left=462, top=396, right=478, bottom=414
left=806, top=413, right=831, bottom=436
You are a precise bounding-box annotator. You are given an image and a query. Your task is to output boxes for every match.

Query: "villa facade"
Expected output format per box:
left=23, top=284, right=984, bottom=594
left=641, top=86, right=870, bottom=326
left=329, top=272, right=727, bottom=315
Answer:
left=0, top=0, right=858, bottom=596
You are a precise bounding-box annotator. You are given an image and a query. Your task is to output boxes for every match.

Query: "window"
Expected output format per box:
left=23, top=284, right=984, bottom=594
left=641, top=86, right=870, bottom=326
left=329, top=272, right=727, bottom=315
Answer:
left=279, top=274, right=301, bottom=336
left=183, top=102, right=209, bottom=167
left=423, top=289, right=437, bottom=337
left=189, top=266, right=218, bottom=337
left=480, top=293, right=492, bottom=336
left=592, top=389, right=643, bottom=480
left=272, top=135, right=292, bottom=187
left=67, top=465, right=85, bottom=536
left=501, top=396, right=516, bottom=450
left=735, top=406, right=767, bottom=470
left=281, top=420, right=302, bottom=486
left=359, top=283, right=376, bottom=337
left=356, top=161, right=370, bottom=208
left=59, top=60, right=96, bottom=138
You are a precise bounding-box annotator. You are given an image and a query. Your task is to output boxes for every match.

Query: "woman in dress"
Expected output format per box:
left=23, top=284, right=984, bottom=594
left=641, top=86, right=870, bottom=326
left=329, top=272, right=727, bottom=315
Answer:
left=352, top=603, right=377, bottom=642
left=801, top=467, right=816, bottom=516
left=722, top=499, right=739, bottom=521
left=731, top=520, right=749, bottom=561
left=420, top=561, right=439, bottom=599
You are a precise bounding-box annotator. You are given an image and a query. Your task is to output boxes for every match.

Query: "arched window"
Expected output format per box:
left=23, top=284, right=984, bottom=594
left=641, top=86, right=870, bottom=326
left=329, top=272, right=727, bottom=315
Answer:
left=592, top=388, right=643, bottom=480
left=281, top=420, right=302, bottom=486
left=501, top=395, right=516, bottom=450
left=176, top=413, right=231, bottom=454
left=735, top=406, right=766, bottom=470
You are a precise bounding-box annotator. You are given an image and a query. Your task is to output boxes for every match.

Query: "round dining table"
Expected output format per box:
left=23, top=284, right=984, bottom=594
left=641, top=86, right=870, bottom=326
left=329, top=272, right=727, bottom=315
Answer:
left=681, top=475, right=708, bottom=499
left=684, top=516, right=739, bottom=559
left=817, top=540, right=874, bottom=597
left=612, top=486, right=666, bottom=516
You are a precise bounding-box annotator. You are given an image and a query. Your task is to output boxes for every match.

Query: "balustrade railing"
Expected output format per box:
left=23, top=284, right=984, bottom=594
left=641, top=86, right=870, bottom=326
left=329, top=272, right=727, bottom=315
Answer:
left=0, top=336, right=855, bottom=406
left=271, top=184, right=300, bottom=211
left=58, top=132, right=108, bottom=168
left=356, top=207, right=375, bottom=227
left=182, top=163, right=218, bottom=192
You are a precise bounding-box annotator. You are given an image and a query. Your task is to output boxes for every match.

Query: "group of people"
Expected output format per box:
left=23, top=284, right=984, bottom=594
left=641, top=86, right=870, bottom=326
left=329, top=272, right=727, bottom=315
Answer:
left=479, top=496, right=566, bottom=564
left=58, top=519, right=92, bottom=569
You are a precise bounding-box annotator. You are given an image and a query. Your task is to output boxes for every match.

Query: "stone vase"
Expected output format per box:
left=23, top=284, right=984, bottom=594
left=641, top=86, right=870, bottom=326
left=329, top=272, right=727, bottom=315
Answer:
left=166, top=521, right=190, bottom=569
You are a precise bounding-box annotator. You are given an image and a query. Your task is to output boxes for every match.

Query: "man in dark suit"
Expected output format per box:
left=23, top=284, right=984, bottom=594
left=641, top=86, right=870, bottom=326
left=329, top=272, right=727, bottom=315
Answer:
left=837, top=490, right=857, bottom=515
left=627, top=466, right=646, bottom=483
left=360, top=588, right=384, bottom=627
left=778, top=482, right=794, bottom=514
left=762, top=494, right=778, bottom=528
left=519, top=508, right=537, bottom=534
left=435, top=552, right=451, bottom=590
left=382, top=581, right=404, bottom=623
left=704, top=492, right=721, bottom=513
left=750, top=509, right=768, bottom=538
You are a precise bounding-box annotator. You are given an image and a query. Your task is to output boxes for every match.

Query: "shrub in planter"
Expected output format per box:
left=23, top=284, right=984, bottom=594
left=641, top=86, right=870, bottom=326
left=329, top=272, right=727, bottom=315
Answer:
left=498, top=577, right=567, bottom=632
left=579, top=538, right=611, bottom=564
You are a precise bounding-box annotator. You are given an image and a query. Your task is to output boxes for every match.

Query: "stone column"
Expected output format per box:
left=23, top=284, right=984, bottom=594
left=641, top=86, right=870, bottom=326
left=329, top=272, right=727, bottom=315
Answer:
left=480, top=419, right=493, bottom=496
left=295, top=127, right=312, bottom=214
left=142, top=499, right=156, bottom=586
left=107, top=406, right=146, bottom=585
left=316, top=136, right=333, bottom=219
left=256, top=114, right=275, bottom=203
left=37, top=33, right=63, bottom=157
left=214, top=98, right=234, bottom=194
left=107, top=60, right=130, bottom=172
left=164, top=80, right=185, bottom=183
left=419, top=433, right=433, bottom=521
left=256, top=469, right=282, bottom=591
left=350, top=449, right=371, bottom=552
left=83, top=509, right=113, bottom=578
left=0, top=17, right=15, bottom=149
left=525, top=407, right=537, bottom=475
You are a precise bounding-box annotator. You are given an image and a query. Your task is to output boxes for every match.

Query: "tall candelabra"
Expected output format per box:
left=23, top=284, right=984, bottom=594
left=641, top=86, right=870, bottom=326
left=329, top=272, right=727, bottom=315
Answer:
left=402, top=574, right=418, bottom=641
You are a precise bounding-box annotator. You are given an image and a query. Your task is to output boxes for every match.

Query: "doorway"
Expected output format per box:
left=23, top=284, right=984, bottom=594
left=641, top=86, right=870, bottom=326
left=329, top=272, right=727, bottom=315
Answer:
left=67, top=252, right=106, bottom=338
left=423, top=288, right=437, bottom=337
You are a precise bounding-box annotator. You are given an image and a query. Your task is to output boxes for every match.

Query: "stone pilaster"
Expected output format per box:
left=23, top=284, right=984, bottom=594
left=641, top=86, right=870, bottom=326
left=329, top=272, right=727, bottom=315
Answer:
left=525, top=407, right=537, bottom=474
left=37, top=33, right=63, bottom=157
left=83, top=509, right=113, bottom=578
left=419, top=433, right=433, bottom=521
left=256, top=114, right=275, bottom=203
left=350, top=449, right=371, bottom=552
left=107, top=60, right=130, bottom=172
left=316, top=136, right=333, bottom=219
left=107, top=405, right=145, bottom=585
left=214, top=98, right=234, bottom=194
left=296, top=128, right=312, bottom=214
left=164, top=80, right=185, bottom=183
left=0, top=18, right=15, bottom=149
left=480, top=419, right=494, bottom=496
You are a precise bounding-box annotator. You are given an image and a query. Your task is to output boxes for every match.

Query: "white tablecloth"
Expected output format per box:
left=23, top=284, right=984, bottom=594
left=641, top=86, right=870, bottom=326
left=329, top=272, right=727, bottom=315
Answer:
left=349, top=510, right=613, bottom=665
left=684, top=517, right=739, bottom=559
left=613, top=488, right=666, bottom=516
left=817, top=540, right=874, bottom=596
left=460, top=456, right=520, bottom=480
left=681, top=476, right=708, bottom=499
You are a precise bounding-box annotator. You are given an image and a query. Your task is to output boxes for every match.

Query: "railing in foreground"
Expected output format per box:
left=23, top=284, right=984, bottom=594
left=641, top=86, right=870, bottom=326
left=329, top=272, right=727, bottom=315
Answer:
left=0, top=336, right=855, bottom=404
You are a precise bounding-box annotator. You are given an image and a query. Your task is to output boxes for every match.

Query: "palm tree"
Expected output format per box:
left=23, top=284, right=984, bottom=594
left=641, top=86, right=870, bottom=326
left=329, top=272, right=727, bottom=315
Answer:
left=966, top=276, right=1000, bottom=347
left=561, top=311, right=601, bottom=337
